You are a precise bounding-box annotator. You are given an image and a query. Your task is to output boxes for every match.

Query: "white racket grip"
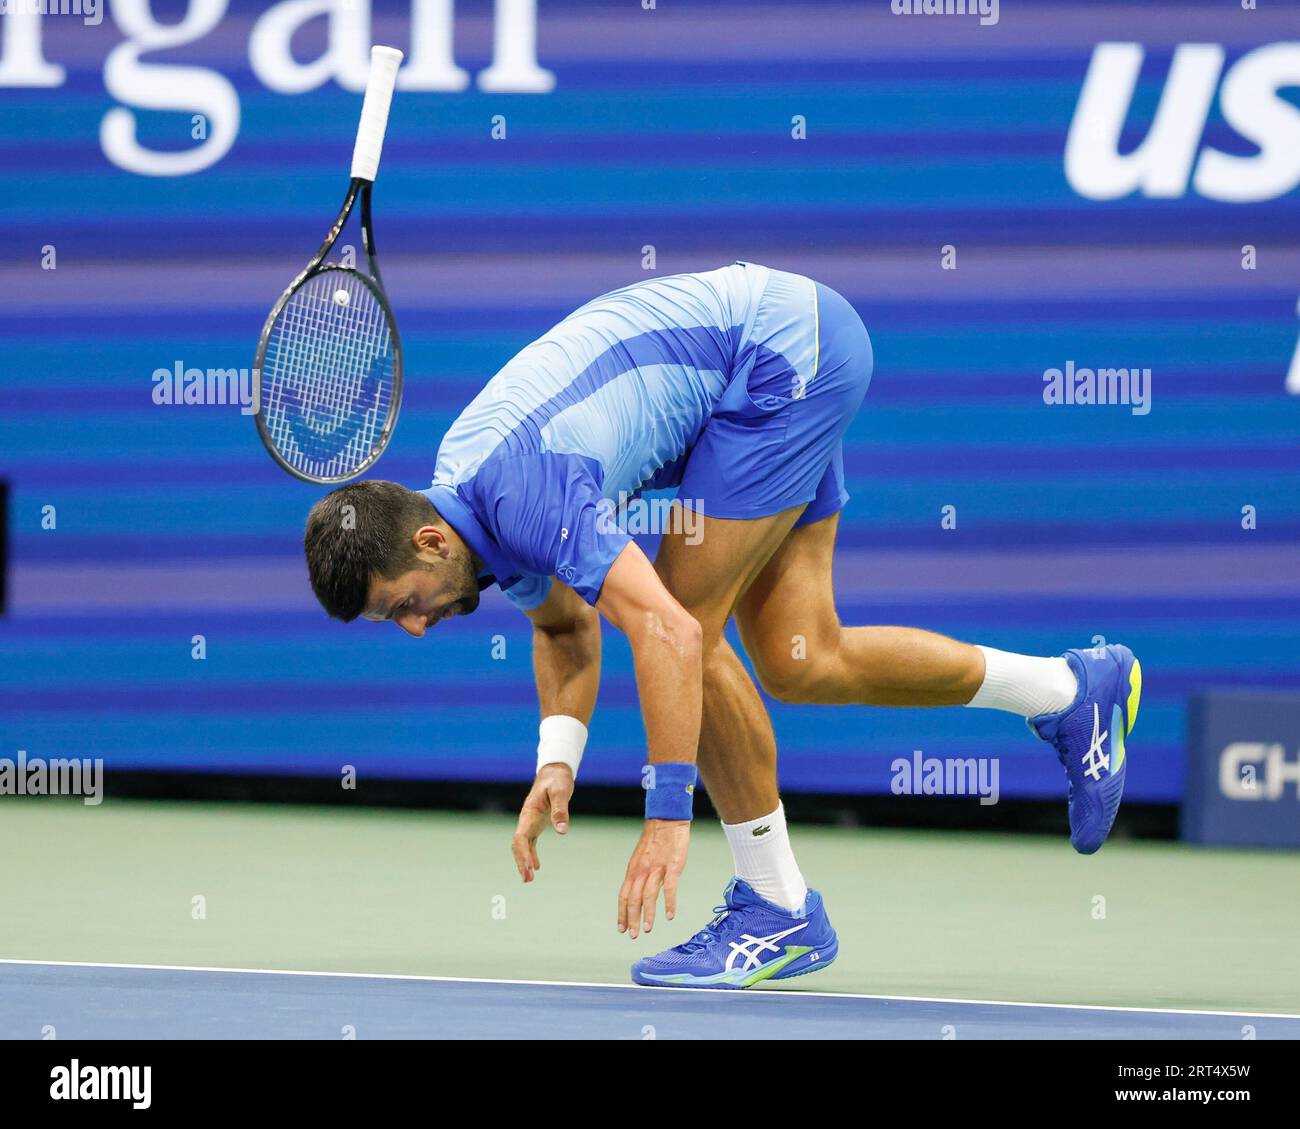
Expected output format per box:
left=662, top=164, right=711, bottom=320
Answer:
left=350, top=45, right=403, bottom=182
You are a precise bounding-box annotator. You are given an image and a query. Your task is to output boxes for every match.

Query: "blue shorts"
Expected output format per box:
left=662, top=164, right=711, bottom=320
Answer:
left=678, top=269, right=873, bottom=526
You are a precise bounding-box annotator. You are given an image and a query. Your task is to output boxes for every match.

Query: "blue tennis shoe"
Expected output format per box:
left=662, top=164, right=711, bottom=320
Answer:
left=1031, top=643, right=1142, bottom=855
left=631, top=877, right=837, bottom=988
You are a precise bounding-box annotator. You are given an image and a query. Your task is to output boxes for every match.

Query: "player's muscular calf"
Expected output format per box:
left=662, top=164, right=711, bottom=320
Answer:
left=695, top=637, right=781, bottom=822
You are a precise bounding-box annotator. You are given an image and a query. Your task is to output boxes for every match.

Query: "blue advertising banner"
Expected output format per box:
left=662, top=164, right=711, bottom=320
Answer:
left=1184, top=692, right=1300, bottom=848
left=1, top=1, right=1298, bottom=798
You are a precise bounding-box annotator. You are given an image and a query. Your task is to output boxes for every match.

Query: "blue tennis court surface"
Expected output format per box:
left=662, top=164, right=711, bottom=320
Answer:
left=3, top=961, right=1296, bottom=1040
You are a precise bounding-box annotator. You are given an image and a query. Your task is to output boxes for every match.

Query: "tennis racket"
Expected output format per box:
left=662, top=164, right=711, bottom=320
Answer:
left=253, top=45, right=405, bottom=484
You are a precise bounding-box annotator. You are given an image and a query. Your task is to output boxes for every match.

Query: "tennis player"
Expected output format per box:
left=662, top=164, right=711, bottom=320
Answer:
left=303, top=262, right=1142, bottom=988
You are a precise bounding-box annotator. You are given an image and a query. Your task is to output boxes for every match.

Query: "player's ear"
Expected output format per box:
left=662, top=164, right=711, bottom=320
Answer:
left=412, top=523, right=450, bottom=558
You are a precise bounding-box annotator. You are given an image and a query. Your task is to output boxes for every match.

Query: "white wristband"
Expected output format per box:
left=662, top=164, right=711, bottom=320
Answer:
left=536, top=715, right=587, bottom=777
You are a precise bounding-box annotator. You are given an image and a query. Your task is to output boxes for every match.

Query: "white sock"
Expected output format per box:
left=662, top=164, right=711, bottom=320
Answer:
left=965, top=645, right=1078, bottom=718
left=722, top=803, right=808, bottom=912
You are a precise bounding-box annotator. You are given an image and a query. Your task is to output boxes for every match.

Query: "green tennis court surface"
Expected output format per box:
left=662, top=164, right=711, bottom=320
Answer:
left=1, top=799, right=1296, bottom=1030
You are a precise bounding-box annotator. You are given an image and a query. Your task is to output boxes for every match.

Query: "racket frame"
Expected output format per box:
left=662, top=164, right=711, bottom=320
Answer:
left=252, top=177, right=404, bottom=485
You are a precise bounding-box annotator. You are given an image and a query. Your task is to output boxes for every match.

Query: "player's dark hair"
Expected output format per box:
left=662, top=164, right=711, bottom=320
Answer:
left=304, top=481, right=440, bottom=622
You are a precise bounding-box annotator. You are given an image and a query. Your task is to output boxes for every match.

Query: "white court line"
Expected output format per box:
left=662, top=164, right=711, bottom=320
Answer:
left=1, top=957, right=1296, bottom=1021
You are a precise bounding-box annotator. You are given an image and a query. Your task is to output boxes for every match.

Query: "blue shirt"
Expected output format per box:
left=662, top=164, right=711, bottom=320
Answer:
left=423, top=262, right=770, bottom=611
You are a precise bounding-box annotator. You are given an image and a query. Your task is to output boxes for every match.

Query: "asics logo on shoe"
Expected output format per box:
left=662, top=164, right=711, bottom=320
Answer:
left=724, top=921, right=810, bottom=972
left=751, top=825, right=771, bottom=837
left=1082, top=702, right=1111, bottom=782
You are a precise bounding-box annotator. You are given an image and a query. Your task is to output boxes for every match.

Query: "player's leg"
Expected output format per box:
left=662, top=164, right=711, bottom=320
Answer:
left=652, top=504, right=802, bottom=839
left=632, top=272, right=874, bottom=987
left=639, top=271, right=868, bottom=917
left=688, top=636, right=812, bottom=911
left=736, top=505, right=1141, bottom=854
left=631, top=505, right=839, bottom=988
left=734, top=511, right=1066, bottom=710
left=692, top=636, right=779, bottom=822
left=654, top=502, right=813, bottom=911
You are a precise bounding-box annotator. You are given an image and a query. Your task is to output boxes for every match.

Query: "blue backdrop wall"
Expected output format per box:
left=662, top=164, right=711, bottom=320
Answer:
left=2, top=0, right=1298, bottom=801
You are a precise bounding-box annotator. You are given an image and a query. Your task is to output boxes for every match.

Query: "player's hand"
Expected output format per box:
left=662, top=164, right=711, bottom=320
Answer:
left=511, top=764, right=574, bottom=883
left=618, top=819, right=690, bottom=939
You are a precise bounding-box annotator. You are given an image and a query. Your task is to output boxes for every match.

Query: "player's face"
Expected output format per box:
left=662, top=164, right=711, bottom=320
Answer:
left=362, top=549, right=480, bottom=638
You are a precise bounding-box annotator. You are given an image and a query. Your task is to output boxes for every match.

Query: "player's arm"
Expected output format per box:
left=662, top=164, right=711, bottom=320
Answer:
left=511, top=580, right=602, bottom=884
left=597, top=543, right=702, bottom=764
left=469, top=452, right=695, bottom=919
left=596, top=542, right=702, bottom=939
left=530, top=578, right=601, bottom=730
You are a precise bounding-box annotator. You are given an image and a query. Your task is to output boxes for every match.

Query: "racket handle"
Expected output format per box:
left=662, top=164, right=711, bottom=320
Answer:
left=351, top=45, right=404, bottom=182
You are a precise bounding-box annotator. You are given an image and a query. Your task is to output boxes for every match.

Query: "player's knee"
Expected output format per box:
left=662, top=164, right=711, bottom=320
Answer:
left=755, top=654, right=824, bottom=705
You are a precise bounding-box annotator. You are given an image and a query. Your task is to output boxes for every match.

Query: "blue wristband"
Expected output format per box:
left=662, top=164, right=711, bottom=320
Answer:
left=642, top=763, right=698, bottom=821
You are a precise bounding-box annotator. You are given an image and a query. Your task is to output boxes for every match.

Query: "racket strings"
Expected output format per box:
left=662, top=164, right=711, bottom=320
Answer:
left=261, top=270, right=396, bottom=479
left=267, top=274, right=390, bottom=464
